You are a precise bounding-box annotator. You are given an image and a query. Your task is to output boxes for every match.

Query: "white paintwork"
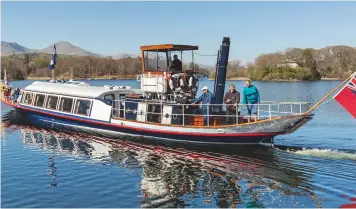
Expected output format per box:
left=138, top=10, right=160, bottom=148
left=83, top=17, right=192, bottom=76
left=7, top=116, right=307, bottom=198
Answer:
left=17, top=94, right=22, bottom=103
left=90, top=100, right=112, bottom=122
left=19, top=90, right=111, bottom=122
left=140, top=76, right=167, bottom=93
left=24, top=81, right=141, bottom=99
left=137, top=103, right=147, bottom=122
left=161, top=105, right=172, bottom=124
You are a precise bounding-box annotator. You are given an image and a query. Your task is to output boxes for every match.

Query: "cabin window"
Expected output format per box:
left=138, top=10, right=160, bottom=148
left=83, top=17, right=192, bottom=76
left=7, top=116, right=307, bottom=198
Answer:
left=46, top=96, right=58, bottom=110
left=74, top=99, right=91, bottom=116
left=21, top=92, right=26, bottom=103
left=59, top=97, right=73, bottom=113
left=144, top=51, right=168, bottom=71
left=23, top=92, right=33, bottom=105
left=34, top=94, right=46, bottom=108
left=104, top=94, right=115, bottom=106
left=119, top=94, right=126, bottom=101
left=118, top=94, right=126, bottom=118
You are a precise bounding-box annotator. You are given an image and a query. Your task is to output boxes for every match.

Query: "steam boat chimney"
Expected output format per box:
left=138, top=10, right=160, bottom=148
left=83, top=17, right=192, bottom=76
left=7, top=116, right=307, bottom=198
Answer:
left=213, top=37, right=230, bottom=107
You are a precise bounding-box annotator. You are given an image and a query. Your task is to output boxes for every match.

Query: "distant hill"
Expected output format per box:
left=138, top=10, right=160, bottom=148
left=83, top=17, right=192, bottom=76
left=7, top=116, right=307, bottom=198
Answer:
left=1, top=40, right=214, bottom=69
left=39, top=41, right=103, bottom=57
left=1, top=41, right=103, bottom=57
left=1, top=41, right=38, bottom=56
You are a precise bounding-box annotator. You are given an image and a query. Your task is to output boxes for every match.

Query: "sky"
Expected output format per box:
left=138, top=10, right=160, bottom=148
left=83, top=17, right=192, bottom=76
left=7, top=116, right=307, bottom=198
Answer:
left=2, top=1, right=356, bottom=65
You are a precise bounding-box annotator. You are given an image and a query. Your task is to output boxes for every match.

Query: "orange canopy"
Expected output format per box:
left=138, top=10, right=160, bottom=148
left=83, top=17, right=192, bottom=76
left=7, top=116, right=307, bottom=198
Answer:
left=140, top=44, right=198, bottom=52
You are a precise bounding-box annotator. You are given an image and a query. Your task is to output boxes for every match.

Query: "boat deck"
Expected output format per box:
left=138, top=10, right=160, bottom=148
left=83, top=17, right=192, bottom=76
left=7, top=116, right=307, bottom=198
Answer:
left=109, top=99, right=312, bottom=127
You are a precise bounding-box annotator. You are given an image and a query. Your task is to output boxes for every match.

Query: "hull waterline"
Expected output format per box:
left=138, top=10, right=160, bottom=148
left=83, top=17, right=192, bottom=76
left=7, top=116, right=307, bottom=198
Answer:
left=2, top=100, right=313, bottom=145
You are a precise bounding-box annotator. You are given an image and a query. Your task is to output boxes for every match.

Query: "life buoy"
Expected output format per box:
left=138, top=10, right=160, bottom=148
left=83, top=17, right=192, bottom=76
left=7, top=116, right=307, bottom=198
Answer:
left=189, top=76, right=193, bottom=87
left=179, top=78, right=184, bottom=87
left=169, top=79, right=174, bottom=91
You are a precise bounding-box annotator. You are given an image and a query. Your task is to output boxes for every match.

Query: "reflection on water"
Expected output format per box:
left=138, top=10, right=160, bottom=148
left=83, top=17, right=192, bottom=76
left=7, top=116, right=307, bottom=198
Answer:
left=2, top=77, right=356, bottom=208
left=2, top=123, right=345, bottom=207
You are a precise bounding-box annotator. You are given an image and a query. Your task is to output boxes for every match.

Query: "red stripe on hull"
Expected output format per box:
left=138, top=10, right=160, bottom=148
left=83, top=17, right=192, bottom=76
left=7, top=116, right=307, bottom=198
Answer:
left=2, top=100, right=281, bottom=137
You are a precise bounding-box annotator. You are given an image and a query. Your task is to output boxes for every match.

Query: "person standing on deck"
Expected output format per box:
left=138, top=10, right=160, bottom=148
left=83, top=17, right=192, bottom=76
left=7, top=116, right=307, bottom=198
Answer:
left=224, top=84, right=240, bottom=124
left=10, top=87, right=20, bottom=102
left=193, top=86, right=214, bottom=125
left=242, top=79, right=260, bottom=123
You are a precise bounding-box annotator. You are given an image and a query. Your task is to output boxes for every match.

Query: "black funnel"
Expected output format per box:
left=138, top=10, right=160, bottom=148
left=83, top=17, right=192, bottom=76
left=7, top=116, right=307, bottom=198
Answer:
left=213, top=37, right=230, bottom=107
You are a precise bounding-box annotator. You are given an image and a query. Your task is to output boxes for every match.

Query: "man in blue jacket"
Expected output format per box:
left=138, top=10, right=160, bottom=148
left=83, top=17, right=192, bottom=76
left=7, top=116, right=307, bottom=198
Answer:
left=242, top=79, right=260, bottom=123
left=194, top=86, right=214, bottom=125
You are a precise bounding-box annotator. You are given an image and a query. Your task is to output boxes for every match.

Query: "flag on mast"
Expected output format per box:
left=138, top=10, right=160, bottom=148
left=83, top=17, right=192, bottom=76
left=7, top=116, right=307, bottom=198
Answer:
left=333, top=72, right=356, bottom=119
left=49, top=42, right=57, bottom=70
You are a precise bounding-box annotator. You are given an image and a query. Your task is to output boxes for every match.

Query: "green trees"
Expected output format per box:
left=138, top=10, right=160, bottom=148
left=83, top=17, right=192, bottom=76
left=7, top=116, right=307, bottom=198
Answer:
left=2, top=44, right=355, bottom=81
left=223, top=45, right=354, bottom=81
left=1, top=61, right=25, bottom=80
left=1, top=53, right=144, bottom=80
left=189, top=62, right=210, bottom=77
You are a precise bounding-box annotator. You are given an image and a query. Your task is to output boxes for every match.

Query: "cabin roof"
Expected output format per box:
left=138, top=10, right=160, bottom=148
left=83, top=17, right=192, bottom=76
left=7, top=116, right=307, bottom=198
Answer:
left=140, top=44, right=199, bottom=52
left=23, top=81, right=141, bottom=99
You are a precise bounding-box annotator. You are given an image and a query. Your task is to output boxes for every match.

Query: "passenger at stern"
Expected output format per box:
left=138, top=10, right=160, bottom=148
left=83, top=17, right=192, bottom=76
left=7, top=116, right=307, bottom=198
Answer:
left=169, top=54, right=182, bottom=72
left=10, top=87, right=20, bottom=102
left=193, top=86, right=214, bottom=125
left=224, top=84, right=240, bottom=124
left=242, top=79, right=260, bottom=123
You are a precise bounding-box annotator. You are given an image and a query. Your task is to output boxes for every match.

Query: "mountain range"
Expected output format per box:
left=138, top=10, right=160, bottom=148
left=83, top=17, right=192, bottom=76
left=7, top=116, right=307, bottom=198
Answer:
left=1, top=41, right=214, bottom=69
left=1, top=41, right=102, bottom=57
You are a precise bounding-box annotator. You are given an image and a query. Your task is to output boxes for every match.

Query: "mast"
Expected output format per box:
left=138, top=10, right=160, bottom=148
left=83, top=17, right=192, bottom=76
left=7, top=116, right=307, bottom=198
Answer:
left=49, top=41, right=57, bottom=81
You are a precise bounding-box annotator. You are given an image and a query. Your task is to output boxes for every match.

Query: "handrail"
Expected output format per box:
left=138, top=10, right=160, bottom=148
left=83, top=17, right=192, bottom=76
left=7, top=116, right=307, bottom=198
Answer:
left=110, top=99, right=311, bottom=126
left=112, top=99, right=311, bottom=106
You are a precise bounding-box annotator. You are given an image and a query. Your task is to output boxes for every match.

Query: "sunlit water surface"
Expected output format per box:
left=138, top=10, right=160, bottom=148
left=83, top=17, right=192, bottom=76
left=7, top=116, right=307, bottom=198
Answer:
left=1, top=79, right=356, bottom=208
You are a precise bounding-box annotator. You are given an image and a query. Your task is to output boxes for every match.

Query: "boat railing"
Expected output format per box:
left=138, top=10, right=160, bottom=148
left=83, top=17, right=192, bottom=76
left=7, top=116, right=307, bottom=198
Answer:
left=109, top=99, right=311, bottom=126
left=0, top=94, right=15, bottom=104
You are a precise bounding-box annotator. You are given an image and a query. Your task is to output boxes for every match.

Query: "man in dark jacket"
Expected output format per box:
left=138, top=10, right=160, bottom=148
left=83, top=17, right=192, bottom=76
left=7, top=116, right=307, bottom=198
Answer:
left=169, top=54, right=182, bottom=72
left=224, top=84, right=240, bottom=124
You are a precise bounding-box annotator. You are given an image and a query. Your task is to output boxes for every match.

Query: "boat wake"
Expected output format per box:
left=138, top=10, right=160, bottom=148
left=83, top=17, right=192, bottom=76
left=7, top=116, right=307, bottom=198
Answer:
left=290, top=148, right=356, bottom=161
left=270, top=144, right=356, bottom=161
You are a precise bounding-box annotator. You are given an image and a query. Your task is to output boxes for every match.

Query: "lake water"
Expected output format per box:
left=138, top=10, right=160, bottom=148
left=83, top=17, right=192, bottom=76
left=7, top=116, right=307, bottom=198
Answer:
left=1, top=79, right=356, bottom=208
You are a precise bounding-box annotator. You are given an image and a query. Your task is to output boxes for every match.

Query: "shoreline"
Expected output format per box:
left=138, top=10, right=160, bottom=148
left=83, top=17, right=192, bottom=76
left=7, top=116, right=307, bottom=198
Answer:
left=26, top=76, right=137, bottom=81
left=208, top=77, right=343, bottom=81
left=11, top=76, right=344, bottom=82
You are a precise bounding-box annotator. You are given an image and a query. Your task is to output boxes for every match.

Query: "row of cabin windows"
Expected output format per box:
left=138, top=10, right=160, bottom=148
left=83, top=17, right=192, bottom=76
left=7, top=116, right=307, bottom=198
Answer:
left=21, top=92, right=92, bottom=116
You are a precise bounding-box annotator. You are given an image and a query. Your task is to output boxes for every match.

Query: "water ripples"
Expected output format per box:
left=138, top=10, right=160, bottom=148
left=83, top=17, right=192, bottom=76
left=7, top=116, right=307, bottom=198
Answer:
left=1, top=121, right=356, bottom=207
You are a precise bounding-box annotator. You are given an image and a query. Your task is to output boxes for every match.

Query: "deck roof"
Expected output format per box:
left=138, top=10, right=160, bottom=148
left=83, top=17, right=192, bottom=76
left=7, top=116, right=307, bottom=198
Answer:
left=140, top=44, right=199, bottom=52
left=23, top=81, right=141, bottom=99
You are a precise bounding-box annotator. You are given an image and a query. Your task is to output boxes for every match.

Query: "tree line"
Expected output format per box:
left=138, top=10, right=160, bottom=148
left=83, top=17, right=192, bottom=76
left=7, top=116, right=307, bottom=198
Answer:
left=1, top=53, right=210, bottom=81
left=1, top=45, right=355, bottom=81
left=223, top=45, right=356, bottom=81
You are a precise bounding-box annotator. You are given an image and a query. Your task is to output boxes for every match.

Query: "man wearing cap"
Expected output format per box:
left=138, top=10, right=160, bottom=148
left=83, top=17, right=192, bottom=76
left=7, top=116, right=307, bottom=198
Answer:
left=193, top=86, right=214, bottom=125
left=224, top=84, right=240, bottom=124
left=242, top=79, right=260, bottom=123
